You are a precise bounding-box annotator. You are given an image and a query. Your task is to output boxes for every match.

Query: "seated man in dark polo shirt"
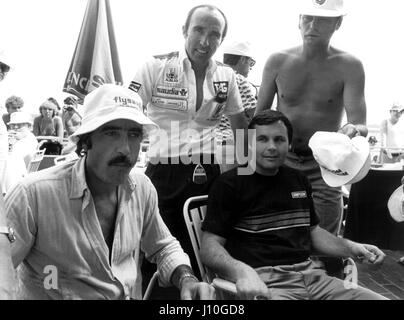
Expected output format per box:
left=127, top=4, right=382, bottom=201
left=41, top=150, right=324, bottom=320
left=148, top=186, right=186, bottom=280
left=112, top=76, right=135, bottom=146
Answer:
left=201, top=110, right=387, bottom=300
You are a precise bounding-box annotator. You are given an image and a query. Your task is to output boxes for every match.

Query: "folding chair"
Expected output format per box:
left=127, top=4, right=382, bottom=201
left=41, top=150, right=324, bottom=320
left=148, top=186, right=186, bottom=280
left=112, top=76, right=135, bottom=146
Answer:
left=143, top=271, right=158, bottom=300
left=183, top=195, right=237, bottom=297
left=27, top=149, right=46, bottom=173
left=53, top=152, right=79, bottom=166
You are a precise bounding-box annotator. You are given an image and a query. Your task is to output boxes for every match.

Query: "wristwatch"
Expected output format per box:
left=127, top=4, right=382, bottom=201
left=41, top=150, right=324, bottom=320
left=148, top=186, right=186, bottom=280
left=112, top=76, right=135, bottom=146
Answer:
left=0, top=226, right=16, bottom=243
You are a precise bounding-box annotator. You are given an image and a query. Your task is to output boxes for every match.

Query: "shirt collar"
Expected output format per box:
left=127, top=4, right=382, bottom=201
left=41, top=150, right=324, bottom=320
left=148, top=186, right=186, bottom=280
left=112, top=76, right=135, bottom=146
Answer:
left=69, top=156, right=137, bottom=199
left=179, top=47, right=217, bottom=74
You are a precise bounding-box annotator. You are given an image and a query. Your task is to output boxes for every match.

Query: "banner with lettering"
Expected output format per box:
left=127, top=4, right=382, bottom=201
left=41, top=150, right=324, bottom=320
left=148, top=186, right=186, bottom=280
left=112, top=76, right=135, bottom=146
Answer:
left=63, top=0, right=123, bottom=102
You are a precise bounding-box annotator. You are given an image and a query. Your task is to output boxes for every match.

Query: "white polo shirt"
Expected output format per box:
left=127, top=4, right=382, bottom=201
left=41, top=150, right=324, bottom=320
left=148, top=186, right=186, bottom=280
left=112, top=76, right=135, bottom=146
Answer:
left=130, top=49, right=243, bottom=159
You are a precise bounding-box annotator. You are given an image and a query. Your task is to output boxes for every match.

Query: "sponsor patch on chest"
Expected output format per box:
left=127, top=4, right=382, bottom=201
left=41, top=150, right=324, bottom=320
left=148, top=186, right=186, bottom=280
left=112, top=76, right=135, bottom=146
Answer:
left=213, top=81, right=228, bottom=103
left=151, top=96, right=188, bottom=111
left=156, top=85, right=188, bottom=98
left=291, top=191, right=307, bottom=199
left=165, top=67, right=179, bottom=83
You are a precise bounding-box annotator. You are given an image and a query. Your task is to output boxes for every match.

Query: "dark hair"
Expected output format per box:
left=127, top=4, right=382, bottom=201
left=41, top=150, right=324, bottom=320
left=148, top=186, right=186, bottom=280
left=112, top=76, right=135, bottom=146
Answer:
left=64, top=96, right=78, bottom=105
left=76, top=133, right=92, bottom=156
left=223, top=54, right=242, bottom=66
left=249, top=110, right=293, bottom=143
left=184, top=4, right=228, bottom=40
left=5, top=95, right=24, bottom=110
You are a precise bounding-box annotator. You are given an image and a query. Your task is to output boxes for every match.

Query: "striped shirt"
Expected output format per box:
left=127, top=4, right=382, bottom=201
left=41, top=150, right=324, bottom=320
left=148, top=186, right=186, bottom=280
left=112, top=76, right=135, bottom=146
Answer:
left=203, top=166, right=319, bottom=268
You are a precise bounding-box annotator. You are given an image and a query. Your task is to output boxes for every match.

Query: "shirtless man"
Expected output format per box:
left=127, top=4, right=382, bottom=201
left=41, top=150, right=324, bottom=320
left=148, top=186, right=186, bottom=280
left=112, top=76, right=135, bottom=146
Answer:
left=255, top=0, right=367, bottom=235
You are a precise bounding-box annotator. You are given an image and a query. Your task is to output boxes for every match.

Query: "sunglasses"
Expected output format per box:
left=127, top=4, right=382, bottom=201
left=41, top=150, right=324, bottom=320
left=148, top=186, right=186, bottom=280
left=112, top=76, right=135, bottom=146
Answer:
left=246, top=57, right=256, bottom=67
left=0, top=62, right=10, bottom=74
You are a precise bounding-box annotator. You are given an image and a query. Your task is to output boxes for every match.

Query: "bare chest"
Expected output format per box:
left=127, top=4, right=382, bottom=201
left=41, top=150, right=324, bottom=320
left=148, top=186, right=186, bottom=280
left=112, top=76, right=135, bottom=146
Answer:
left=94, top=199, right=118, bottom=251
left=276, top=62, right=344, bottom=107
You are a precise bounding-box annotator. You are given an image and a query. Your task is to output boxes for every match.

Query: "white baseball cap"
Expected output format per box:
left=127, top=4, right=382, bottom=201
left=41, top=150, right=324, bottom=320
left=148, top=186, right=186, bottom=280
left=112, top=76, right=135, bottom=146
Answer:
left=223, top=41, right=254, bottom=59
left=390, top=103, right=404, bottom=112
left=8, top=111, right=33, bottom=125
left=388, top=185, right=404, bottom=223
left=309, top=132, right=371, bottom=187
left=70, top=84, right=158, bottom=142
left=300, top=0, right=346, bottom=17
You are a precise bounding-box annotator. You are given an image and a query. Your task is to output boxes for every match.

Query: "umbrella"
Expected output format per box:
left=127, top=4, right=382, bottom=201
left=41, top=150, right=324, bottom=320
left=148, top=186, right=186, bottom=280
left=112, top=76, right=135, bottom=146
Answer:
left=63, top=0, right=123, bottom=102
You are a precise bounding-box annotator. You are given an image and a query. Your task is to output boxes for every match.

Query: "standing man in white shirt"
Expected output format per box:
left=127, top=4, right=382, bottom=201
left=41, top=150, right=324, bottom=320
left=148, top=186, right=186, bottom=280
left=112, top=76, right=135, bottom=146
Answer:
left=129, top=4, right=248, bottom=298
left=380, top=103, right=404, bottom=163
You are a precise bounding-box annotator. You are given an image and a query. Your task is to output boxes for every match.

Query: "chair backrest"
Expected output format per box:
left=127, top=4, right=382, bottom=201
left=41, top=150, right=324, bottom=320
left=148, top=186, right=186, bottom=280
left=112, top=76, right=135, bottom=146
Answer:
left=183, top=195, right=210, bottom=282
left=27, top=149, right=46, bottom=173
left=54, top=152, right=78, bottom=166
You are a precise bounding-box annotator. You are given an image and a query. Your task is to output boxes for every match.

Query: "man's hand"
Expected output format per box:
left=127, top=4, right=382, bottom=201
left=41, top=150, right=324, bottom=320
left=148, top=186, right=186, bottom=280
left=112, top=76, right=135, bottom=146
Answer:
left=234, top=268, right=271, bottom=300
left=338, top=123, right=360, bottom=138
left=349, top=242, right=385, bottom=266
left=180, top=277, right=216, bottom=300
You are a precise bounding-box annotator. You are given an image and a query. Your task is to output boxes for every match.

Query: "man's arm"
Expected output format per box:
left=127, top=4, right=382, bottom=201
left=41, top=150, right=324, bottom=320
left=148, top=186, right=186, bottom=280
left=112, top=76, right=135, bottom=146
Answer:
left=170, top=264, right=215, bottom=300
left=311, top=226, right=385, bottom=265
left=200, top=231, right=270, bottom=300
left=0, top=194, right=16, bottom=299
left=339, top=56, right=368, bottom=138
left=254, top=53, right=279, bottom=114
left=140, top=179, right=215, bottom=300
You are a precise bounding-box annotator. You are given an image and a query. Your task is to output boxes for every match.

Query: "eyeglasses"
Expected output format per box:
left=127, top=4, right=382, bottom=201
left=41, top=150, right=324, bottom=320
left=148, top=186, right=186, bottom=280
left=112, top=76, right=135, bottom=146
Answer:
left=0, top=62, right=10, bottom=74
left=247, top=57, right=256, bottom=67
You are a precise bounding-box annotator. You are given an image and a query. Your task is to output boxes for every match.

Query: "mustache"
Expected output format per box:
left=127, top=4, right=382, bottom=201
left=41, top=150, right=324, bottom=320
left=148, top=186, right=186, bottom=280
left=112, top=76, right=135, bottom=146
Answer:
left=108, top=155, right=134, bottom=167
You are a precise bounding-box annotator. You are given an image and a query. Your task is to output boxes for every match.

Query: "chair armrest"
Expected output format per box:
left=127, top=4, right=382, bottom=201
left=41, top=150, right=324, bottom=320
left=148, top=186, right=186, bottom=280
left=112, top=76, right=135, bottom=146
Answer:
left=211, top=278, right=237, bottom=295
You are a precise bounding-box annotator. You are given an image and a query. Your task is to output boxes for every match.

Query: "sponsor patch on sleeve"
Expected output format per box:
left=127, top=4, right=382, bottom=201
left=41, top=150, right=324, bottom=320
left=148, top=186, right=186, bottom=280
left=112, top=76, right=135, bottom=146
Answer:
left=129, top=81, right=142, bottom=93
left=291, top=191, right=307, bottom=199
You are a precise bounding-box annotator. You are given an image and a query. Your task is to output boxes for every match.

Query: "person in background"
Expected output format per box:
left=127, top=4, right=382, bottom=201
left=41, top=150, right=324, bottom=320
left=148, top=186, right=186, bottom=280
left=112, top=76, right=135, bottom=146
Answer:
left=215, top=41, right=258, bottom=145
left=380, top=103, right=404, bottom=163
left=8, top=111, right=38, bottom=168
left=2, top=95, right=24, bottom=130
left=62, top=96, right=82, bottom=137
left=33, top=98, right=64, bottom=155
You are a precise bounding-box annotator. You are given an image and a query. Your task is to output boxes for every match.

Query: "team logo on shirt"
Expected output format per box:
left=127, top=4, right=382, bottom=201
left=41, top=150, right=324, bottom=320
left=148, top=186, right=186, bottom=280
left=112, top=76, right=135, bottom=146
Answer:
left=213, top=81, right=228, bottom=103
left=129, top=81, right=142, bottom=93
left=165, top=67, right=179, bottom=83
left=156, top=85, right=188, bottom=98
left=291, top=191, right=307, bottom=199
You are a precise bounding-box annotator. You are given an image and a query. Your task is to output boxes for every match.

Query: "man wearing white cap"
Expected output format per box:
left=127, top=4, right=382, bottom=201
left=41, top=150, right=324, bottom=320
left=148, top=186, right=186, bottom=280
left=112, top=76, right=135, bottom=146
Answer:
left=215, top=41, right=258, bottom=144
left=129, top=4, right=248, bottom=299
left=8, top=111, right=38, bottom=168
left=256, top=0, right=367, bottom=236
left=5, top=84, right=214, bottom=300
left=3, top=111, right=38, bottom=193
left=380, top=103, right=404, bottom=163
